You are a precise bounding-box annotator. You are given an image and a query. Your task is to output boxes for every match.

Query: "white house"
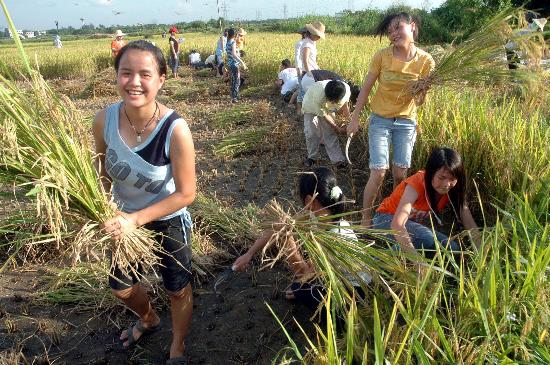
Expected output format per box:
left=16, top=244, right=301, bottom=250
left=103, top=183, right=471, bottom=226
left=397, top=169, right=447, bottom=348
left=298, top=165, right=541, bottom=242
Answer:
left=25, top=31, right=35, bottom=38
left=7, top=29, right=24, bottom=38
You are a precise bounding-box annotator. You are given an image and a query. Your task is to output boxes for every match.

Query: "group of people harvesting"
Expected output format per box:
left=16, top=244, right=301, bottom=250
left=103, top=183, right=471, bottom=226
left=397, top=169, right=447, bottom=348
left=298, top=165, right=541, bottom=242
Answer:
left=93, top=11, right=481, bottom=364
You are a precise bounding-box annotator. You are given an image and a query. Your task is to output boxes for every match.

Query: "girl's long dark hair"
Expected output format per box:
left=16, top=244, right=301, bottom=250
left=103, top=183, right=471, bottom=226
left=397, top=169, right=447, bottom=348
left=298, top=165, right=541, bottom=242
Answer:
left=424, top=147, right=466, bottom=218
left=298, top=167, right=345, bottom=215
left=374, top=12, right=420, bottom=41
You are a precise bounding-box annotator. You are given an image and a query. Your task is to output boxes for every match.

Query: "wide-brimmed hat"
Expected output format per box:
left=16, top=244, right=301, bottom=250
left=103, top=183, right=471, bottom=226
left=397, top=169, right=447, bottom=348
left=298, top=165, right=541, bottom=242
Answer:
left=305, top=21, right=325, bottom=39
left=297, top=26, right=308, bottom=34
left=169, top=26, right=179, bottom=34
left=530, top=18, right=547, bottom=32
left=237, top=28, right=247, bottom=36
left=114, top=29, right=125, bottom=37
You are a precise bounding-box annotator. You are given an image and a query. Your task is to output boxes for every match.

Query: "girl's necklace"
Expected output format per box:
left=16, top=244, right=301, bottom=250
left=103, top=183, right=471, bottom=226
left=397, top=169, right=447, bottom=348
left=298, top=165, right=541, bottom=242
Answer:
left=124, top=102, right=159, bottom=143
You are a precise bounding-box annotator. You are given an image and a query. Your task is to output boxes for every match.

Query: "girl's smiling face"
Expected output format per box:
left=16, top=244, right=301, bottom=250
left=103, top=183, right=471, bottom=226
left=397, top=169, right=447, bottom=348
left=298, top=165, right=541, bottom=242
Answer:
left=432, top=167, right=458, bottom=195
left=387, top=18, right=416, bottom=47
left=116, top=49, right=165, bottom=108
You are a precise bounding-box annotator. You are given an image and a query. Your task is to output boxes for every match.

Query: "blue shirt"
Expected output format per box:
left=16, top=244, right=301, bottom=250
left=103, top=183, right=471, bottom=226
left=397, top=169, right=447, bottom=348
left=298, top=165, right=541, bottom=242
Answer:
left=103, top=102, right=188, bottom=220
left=226, top=39, right=239, bottom=67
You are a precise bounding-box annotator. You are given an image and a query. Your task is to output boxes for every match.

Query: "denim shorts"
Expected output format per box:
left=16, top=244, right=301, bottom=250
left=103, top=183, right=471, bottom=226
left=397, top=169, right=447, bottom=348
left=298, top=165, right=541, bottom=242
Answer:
left=169, top=54, right=179, bottom=72
left=372, top=212, right=459, bottom=258
left=368, top=113, right=417, bottom=170
left=109, top=211, right=193, bottom=292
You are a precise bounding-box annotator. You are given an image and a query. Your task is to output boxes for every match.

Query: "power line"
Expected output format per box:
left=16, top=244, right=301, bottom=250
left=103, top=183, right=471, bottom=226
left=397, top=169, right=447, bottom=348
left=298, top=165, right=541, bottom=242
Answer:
left=221, top=0, right=228, bottom=19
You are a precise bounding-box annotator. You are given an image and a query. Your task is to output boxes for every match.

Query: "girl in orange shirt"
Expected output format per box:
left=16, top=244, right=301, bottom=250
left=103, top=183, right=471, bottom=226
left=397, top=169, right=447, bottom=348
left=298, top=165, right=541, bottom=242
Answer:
left=372, top=147, right=480, bottom=257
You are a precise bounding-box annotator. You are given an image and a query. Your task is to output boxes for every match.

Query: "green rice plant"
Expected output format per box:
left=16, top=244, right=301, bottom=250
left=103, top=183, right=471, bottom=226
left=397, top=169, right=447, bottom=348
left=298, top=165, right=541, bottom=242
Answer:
left=266, top=191, right=550, bottom=363
left=0, top=1, right=160, bottom=279
left=415, top=87, right=550, bottom=204
left=410, top=8, right=548, bottom=99
left=213, top=126, right=270, bottom=158
left=191, top=193, right=261, bottom=244
left=0, top=205, right=59, bottom=270
left=34, top=262, right=119, bottom=311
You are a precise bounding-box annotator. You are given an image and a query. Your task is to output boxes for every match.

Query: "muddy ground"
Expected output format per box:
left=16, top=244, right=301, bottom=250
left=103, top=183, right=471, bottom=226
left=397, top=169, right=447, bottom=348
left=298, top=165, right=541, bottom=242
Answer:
left=0, top=65, right=375, bottom=364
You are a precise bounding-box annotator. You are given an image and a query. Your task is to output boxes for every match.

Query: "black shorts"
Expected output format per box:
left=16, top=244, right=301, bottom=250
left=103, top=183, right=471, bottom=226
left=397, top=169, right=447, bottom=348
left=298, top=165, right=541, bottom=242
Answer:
left=109, top=212, right=193, bottom=292
left=283, top=91, right=294, bottom=103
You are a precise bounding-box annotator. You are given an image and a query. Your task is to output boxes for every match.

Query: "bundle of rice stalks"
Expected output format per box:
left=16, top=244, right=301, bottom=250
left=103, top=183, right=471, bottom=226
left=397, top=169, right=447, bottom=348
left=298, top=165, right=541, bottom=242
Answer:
left=211, top=103, right=255, bottom=129
left=213, top=126, right=270, bottom=158
left=0, top=4, right=159, bottom=279
left=212, top=101, right=271, bottom=129
left=191, top=193, right=261, bottom=244
left=410, top=8, right=548, bottom=99
left=257, top=200, right=423, bottom=311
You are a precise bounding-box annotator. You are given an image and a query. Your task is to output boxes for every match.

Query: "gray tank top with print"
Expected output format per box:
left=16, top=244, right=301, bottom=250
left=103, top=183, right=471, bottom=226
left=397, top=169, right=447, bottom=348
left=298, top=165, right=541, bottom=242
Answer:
left=103, top=102, right=187, bottom=220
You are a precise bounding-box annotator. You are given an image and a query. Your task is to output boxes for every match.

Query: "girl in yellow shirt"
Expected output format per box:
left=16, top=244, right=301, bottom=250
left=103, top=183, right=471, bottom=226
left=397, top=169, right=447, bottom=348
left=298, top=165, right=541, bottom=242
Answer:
left=347, top=12, right=435, bottom=227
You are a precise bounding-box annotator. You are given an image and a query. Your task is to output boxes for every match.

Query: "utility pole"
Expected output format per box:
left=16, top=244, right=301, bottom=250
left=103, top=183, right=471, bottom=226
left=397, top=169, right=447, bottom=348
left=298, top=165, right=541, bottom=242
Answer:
left=348, top=0, right=354, bottom=11
left=221, top=0, right=228, bottom=20
left=216, top=0, right=222, bottom=31
left=255, top=9, right=261, bottom=21
left=283, top=3, right=288, bottom=19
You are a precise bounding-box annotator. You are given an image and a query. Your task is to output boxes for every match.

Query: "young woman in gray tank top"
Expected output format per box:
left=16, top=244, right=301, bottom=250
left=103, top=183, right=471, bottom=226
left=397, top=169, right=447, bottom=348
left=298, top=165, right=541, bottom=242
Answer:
left=92, top=40, right=195, bottom=365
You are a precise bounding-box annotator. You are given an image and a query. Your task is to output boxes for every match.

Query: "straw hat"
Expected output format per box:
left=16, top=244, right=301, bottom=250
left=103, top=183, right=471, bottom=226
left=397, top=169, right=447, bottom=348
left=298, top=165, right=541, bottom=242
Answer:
left=530, top=18, right=547, bottom=32
left=114, top=29, right=125, bottom=38
left=305, top=21, right=325, bottom=39
left=237, top=28, right=247, bottom=36
left=169, top=26, right=179, bottom=34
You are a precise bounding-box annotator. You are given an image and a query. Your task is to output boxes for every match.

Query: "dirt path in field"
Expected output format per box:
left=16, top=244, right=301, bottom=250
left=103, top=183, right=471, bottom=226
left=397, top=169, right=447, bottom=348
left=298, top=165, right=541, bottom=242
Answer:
left=0, top=66, right=372, bottom=364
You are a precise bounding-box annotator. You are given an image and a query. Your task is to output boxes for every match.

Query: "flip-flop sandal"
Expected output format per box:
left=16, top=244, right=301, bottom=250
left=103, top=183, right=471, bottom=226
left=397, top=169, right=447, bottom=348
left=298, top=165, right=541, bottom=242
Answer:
left=166, top=356, right=189, bottom=365
left=122, top=319, right=162, bottom=349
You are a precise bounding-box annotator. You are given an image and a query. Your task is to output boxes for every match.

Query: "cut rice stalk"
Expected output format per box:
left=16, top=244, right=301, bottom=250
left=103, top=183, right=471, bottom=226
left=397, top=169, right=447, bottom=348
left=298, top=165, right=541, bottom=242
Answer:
left=410, top=8, right=548, bottom=100
left=213, top=127, right=270, bottom=158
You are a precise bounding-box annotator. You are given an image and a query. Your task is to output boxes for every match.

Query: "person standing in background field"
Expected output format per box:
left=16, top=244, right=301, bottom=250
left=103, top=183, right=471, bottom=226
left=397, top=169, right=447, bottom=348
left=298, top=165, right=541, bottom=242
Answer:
left=236, top=28, right=247, bottom=50
left=53, top=34, right=62, bottom=49
left=111, top=29, right=126, bottom=58
left=215, top=29, right=228, bottom=77
left=297, top=22, right=325, bottom=111
left=347, top=12, right=435, bottom=228
left=226, top=28, right=248, bottom=103
left=294, top=27, right=307, bottom=114
left=168, top=26, right=180, bottom=79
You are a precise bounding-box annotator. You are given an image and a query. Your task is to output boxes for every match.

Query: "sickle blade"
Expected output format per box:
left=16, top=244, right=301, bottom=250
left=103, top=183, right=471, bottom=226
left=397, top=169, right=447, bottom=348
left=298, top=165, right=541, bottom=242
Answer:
left=345, top=134, right=353, bottom=165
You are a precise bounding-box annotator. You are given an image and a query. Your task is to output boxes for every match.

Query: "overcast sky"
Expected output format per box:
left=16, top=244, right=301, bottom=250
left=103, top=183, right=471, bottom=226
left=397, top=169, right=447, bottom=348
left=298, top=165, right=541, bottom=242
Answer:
left=1, top=0, right=444, bottom=30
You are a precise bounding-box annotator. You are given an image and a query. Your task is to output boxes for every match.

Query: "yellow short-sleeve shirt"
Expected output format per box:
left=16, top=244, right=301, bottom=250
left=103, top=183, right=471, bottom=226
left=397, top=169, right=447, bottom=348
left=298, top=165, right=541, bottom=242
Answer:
left=369, top=46, right=435, bottom=120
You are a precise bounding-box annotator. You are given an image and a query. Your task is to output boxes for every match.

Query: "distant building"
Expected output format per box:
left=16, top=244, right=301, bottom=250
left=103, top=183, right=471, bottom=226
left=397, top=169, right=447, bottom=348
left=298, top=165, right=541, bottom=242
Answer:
left=25, top=31, right=35, bottom=38
left=5, top=28, right=24, bottom=38
left=37, top=30, right=47, bottom=36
